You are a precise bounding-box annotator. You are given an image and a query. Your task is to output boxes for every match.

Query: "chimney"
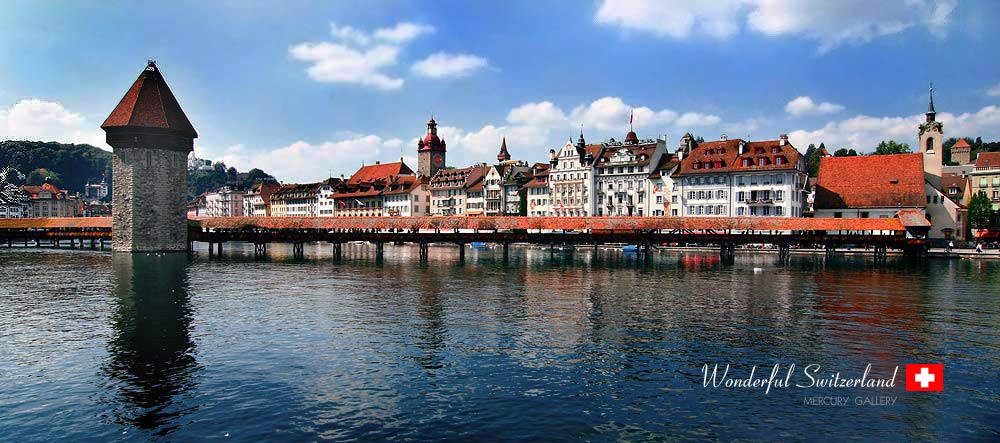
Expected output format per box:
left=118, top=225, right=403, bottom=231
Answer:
left=677, top=149, right=684, bottom=160
left=779, top=134, right=788, bottom=146
left=739, top=140, right=747, bottom=154
left=720, top=133, right=728, bottom=141
left=375, top=160, right=380, bottom=165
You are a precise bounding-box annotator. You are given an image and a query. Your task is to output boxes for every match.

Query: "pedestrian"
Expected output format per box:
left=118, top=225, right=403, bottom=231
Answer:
left=947, top=240, right=954, bottom=253
left=976, top=242, right=983, bottom=253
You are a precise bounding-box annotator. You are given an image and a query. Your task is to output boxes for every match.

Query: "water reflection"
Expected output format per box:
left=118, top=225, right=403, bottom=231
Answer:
left=103, top=253, right=197, bottom=436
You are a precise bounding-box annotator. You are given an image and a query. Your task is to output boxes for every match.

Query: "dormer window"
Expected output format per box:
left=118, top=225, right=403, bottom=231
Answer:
left=771, top=146, right=780, bottom=154
left=775, top=156, right=786, bottom=165
left=706, top=149, right=714, bottom=155
left=757, top=157, right=767, bottom=166
left=742, top=158, right=752, bottom=167
left=693, top=162, right=702, bottom=169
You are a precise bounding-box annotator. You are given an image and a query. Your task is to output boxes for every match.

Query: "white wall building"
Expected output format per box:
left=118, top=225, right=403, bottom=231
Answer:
left=549, top=134, right=600, bottom=217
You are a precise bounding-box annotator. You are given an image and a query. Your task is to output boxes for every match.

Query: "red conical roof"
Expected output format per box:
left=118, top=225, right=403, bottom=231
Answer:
left=102, top=61, right=197, bottom=138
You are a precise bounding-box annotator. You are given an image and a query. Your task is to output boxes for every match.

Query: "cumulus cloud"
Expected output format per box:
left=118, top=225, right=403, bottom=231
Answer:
left=291, top=21, right=437, bottom=90
left=506, top=101, right=568, bottom=128
left=411, top=53, right=489, bottom=79
left=787, top=105, right=1000, bottom=153
left=987, top=82, right=1000, bottom=97
left=785, top=96, right=845, bottom=116
left=0, top=98, right=108, bottom=149
left=596, top=0, right=958, bottom=52
left=205, top=134, right=406, bottom=182
left=373, top=23, right=436, bottom=43
left=595, top=0, right=744, bottom=39
left=568, top=97, right=717, bottom=132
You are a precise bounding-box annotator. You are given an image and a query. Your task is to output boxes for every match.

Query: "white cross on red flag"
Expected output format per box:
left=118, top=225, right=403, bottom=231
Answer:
left=906, top=364, right=944, bottom=392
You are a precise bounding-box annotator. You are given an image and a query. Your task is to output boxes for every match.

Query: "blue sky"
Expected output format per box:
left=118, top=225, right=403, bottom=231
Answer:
left=2, top=0, right=1000, bottom=181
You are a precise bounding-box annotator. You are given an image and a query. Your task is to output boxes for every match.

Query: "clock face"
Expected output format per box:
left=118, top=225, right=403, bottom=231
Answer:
left=433, top=154, right=444, bottom=166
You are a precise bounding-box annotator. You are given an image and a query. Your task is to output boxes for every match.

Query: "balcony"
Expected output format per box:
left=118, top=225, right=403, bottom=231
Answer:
left=746, top=199, right=775, bottom=205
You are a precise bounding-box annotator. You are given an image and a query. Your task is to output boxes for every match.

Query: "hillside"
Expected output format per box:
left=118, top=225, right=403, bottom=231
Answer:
left=1, top=140, right=275, bottom=200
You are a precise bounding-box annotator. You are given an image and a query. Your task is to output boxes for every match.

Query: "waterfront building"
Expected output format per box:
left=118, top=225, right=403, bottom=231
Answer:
left=82, top=201, right=112, bottom=217
left=592, top=130, right=667, bottom=216
left=814, top=154, right=927, bottom=219
left=270, top=183, right=321, bottom=217
left=502, top=163, right=533, bottom=216
left=202, top=186, right=245, bottom=217
left=951, top=139, right=972, bottom=165
left=316, top=178, right=345, bottom=217
left=673, top=133, right=807, bottom=217
left=22, top=183, right=79, bottom=217
left=941, top=173, right=972, bottom=207
left=187, top=193, right=207, bottom=217
left=429, top=165, right=488, bottom=216
left=334, top=161, right=414, bottom=217
left=647, top=153, right=681, bottom=216
left=484, top=164, right=504, bottom=216
left=465, top=173, right=486, bottom=216
left=382, top=175, right=430, bottom=216
left=0, top=183, right=29, bottom=218
left=549, top=132, right=601, bottom=217
left=525, top=163, right=551, bottom=217
left=971, top=152, right=1000, bottom=212
left=83, top=178, right=109, bottom=201
left=243, top=182, right=281, bottom=217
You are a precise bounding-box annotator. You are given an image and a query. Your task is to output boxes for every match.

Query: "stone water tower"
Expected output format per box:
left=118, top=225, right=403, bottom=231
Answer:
left=102, top=60, right=197, bottom=252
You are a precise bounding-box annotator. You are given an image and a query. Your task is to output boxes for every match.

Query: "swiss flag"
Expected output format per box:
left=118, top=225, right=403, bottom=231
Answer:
left=906, top=364, right=944, bottom=392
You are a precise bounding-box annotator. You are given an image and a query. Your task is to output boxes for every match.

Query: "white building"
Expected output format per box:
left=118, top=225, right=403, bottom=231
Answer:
left=648, top=154, right=681, bottom=216
left=271, top=183, right=320, bottom=217
left=0, top=183, right=28, bottom=218
left=525, top=163, right=551, bottom=217
left=483, top=165, right=504, bottom=216
left=674, top=134, right=808, bottom=217
left=549, top=133, right=600, bottom=217
left=382, top=175, right=430, bottom=216
left=243, top=182, right=280, bottom=217
left=429, top=165, right=489, bottom=216
left=592, top=131, right=667, bottom=216
left=203, top=186, right=245, bottom=217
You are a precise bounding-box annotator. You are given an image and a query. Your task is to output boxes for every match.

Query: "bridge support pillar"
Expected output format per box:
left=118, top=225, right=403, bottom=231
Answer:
left=292, top=242, right=305, bottom=259
left=825, top=244, right=836, bottom=259
left=874, top=244, right=888, bottom=261
left=503, top=242, right=510, bottom=261
left=458, top=243, right=465, bottom=261
left=333, top=242, right=342, bottom=260
left=375, top=242, right=384, bottom=261
left=34, top=239, right=40, bottom=247
left=778, top=244, right=791, bottom=264
left=254, top=243, right=267, bottom=259
left=719, top=243, right=736, bottom=262
left=419, top=243, right=428, bottom=261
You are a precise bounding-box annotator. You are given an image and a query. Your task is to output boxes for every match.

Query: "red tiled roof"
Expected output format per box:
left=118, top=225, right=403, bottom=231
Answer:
left=347, top=161, right=413, bottom=185
left=189, top=216, right=906, bottom=232
left=814, top=153, right=926, bottom=209
left=975, top=152, right=1000, bottom=169
left=0, top=217, right=110, bottom=229
left=22, top=183, right=68, bottom=199
left=675, top=138, right=802, bottom=176
left=951, top=139, right=971, bottom=150
left=941, top=173, right=967, bottom=195
left=896, top=209, right=931, bottom=227
left=101, top=61, right=197, bottom=138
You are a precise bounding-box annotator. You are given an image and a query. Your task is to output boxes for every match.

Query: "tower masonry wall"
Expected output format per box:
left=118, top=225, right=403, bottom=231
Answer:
left=112, top=147, right=190, bottom=252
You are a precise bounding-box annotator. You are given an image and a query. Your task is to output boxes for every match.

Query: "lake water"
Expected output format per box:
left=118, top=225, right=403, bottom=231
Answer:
left=1, top=243, right=998, bottom=442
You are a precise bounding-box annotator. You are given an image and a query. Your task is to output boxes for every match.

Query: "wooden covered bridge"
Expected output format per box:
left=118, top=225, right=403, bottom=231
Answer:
left=0, top=215, right=930, bottom=261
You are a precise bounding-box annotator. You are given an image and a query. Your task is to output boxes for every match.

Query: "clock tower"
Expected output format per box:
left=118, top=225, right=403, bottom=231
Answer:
left=417, top=117, right=447, bottom=177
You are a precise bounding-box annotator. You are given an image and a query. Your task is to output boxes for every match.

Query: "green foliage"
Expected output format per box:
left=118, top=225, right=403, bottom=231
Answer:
left=833, top=148, right=858, bottom=157
left=803, top=143, right=822, bottom=177
left=873, top=140, right=911, bottom=155
left=26, top=168, right=64, bottom=187
left=0, top=140, right=111, bottom=192
left=969, top=192, right=994, bottom=230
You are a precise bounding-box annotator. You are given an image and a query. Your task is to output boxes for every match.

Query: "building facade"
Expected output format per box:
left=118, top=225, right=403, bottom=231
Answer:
left=674, top=134, right=807, bottom=217
left=22, top=183, right=80, bottom=217
left=971, top=152, right=1000, bottom=211
left=592, top=132, right=666, bottom=217
left=525, top=163, right=551, bottom=217
left=549, top=133, right=600, bottom=217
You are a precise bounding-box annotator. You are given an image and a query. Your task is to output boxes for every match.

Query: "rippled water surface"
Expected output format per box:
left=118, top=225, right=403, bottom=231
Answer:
left=1, top=243, right=998, bottom=442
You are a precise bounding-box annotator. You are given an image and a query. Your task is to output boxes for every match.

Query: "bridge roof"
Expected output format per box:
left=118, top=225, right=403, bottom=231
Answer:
left=0, top=216, right=910, bottom=233
left=0, top=217, right=111, bottom=229
left=190, top=216, right=907, bottom=232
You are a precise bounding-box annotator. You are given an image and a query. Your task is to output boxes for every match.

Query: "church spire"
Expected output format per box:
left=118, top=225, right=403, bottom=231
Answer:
left=926, top=82, right=936, bottom=122
left=497, top=136, right=510, bottom=162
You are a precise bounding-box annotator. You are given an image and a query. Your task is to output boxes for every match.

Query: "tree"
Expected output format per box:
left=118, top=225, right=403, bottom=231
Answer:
left=26, top=168, right=64, bottom=187
left=833, top=148, right=858, bottom=157
left=226, top=166, right=239, bottom=184
left=246, top=168, right=273, bottom=183
left=803, top=144, right=821, bottom=177
left=873, top=140, right=911, bottom=155
left=969, top=192, right=994, bottom=230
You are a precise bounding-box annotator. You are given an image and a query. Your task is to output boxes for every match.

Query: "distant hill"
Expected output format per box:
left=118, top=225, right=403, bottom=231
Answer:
left=1, top=140, right=275, bottom=200
left=0, top=140, right=112, bottom=193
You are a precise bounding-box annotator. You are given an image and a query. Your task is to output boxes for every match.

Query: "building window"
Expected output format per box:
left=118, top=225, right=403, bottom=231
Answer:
left=750, top=176, right=758, bottom=185
left=834, top=212, right=842, bottom=218
left=737, top=207, right=745, bottom=215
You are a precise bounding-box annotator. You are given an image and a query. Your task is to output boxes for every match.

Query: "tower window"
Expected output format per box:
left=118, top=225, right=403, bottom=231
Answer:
left=926, top=137, right=934, bottom=153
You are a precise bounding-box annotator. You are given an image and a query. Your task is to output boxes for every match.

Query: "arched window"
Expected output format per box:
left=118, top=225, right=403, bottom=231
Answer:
left=926, top=137, right=934, bottom=153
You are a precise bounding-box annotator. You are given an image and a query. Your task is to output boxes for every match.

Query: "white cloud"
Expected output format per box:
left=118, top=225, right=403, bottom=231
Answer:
left=785, top=96, right=845, bottom=116
left=568, top=96, right=717, bottom=132
left=290, top=42, right=404, bottom=90
left=787, top=105, right=1000, bottom=153
left=411, top=52, right=489, bottom=79
left=291, top=21, right=436, bottom=90
left=205, top=135, right=406, bottom=182
left=596, top=0, right=958, bottom=52
left=373, top=23, right=435, bottom=43
left=987, top=82, right=1000, bottom=97
left=506, top=101, right=568, bottom=128
left=0, top=99, right=108, bottom=149
left=595, top=0, right=744, bottom=39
